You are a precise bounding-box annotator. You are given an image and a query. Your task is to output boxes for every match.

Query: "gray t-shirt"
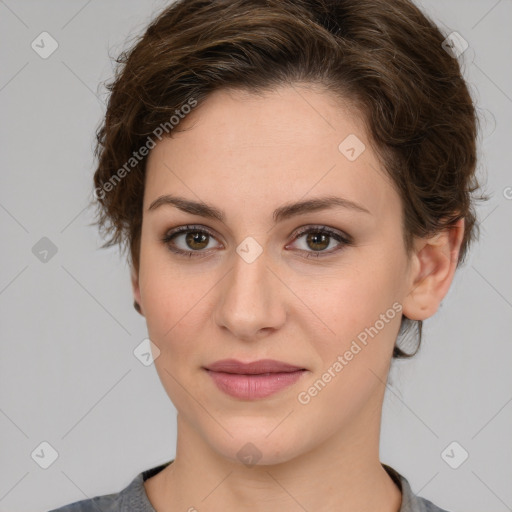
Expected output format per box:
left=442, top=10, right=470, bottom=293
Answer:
left=48, top=461, right=451, bottom=512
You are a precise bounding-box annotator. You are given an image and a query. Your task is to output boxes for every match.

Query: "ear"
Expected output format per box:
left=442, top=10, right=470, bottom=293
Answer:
left=131, top=266, right=144, bottom=316
left=402, top=218, right=465, bottom=321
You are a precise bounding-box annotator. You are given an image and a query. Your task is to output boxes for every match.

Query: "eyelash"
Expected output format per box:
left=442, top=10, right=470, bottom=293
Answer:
left=161, top=224, right=353, bottom=260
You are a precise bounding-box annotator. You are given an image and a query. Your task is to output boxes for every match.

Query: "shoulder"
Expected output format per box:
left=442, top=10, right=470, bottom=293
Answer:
left=47, top=461, right=173, bottom=512
left=47, top=478, right=137, bottom=512
left=414, top=495, right=452, bottom=512
left=383, top=464, right=453, bottom=512
left=47, top=489, right=124, bottom=512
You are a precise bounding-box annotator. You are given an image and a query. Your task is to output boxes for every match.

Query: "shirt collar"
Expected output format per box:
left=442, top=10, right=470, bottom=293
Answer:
left=123, top=460, right=438, bottom=512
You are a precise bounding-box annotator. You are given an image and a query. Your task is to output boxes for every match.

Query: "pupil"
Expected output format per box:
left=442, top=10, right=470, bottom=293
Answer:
left=307, top=233, right=329, bottom=251
left=186, top=232, right=208, bottom=250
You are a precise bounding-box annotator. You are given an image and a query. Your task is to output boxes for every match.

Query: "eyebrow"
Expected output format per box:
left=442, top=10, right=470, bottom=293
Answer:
left=147, top=194, right=371, bottom=222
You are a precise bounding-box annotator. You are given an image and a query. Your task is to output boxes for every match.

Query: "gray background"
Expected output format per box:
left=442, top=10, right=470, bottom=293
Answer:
left=0, top=1, right=511, bottom=511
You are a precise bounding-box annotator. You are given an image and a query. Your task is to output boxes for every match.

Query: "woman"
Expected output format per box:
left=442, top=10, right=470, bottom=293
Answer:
left=50, top=0, right=486, bottom=510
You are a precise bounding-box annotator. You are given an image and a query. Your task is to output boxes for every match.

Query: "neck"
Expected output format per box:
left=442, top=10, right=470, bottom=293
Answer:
left=145, top=402, right=402, bottom=512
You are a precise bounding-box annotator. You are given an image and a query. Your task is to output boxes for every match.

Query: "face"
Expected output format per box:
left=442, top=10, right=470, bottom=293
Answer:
left=133, top=85, right=416, bottom=465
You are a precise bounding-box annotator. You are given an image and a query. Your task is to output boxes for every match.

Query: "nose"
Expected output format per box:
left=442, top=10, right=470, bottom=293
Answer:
left=214, top=245, right=287, bottom=341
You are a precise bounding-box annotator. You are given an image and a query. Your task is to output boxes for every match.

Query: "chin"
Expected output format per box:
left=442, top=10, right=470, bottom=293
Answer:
left=203, top=421, right=311, bottom=468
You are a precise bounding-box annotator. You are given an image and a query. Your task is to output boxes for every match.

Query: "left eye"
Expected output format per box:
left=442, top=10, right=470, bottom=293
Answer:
left=287, top=226, right=351, bottom=258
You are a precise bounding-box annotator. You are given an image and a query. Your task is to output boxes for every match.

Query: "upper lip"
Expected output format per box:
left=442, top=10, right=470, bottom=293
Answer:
left=204, top=359, right=306, bottom=374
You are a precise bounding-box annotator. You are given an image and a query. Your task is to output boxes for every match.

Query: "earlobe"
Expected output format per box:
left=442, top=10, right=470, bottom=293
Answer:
left=401, top=218, right=465, bottom=321
left=131, top=266, right=144, bottom=316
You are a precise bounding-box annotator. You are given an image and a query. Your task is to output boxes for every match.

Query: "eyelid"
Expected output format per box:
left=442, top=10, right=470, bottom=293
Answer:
left=289, top=224, right=352, bottom=244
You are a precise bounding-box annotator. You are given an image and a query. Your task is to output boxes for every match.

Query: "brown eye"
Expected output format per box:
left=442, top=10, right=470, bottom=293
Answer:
left=305, top=232, right=330, bottom=251
left=162, top=225, right=221, bottom=257
left=287, top=226, right=353, bottom=259
left=184, top=231, right=210, bottom=250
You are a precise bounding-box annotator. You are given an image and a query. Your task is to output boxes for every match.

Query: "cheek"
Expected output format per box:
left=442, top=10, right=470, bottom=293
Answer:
left=294, top=274, right=402, bottom=421
left=140, top=261, right=208, bottom=409
left=140, top=241, right=192, bottom=319
left=302, top=255, right=404, bottom=363
left=139, top=250, right=214, bottom=364
left=143, top=280, right=200, bottom=352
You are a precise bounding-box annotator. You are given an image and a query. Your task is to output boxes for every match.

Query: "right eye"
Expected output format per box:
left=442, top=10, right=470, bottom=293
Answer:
left=161, top=225, right=223, bottom=258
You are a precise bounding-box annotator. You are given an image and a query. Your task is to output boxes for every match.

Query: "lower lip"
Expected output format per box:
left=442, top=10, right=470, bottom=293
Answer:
left=205, top=369, right=306, bottom=400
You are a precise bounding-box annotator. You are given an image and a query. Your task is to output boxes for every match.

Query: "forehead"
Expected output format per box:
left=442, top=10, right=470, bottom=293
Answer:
left=144, top=86, right=399, bottom=222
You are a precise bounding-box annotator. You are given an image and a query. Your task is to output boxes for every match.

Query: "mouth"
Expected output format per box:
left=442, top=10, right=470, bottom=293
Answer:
left=203, top=359, right=307, bottom=400
left=204, top=358, right=306, bottom=374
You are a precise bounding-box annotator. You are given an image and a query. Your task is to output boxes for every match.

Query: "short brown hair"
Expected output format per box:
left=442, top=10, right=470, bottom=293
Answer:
left=90, top=0, right=488, bottom=358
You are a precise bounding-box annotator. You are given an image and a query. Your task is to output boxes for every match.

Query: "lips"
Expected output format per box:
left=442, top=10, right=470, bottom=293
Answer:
left=203, top=359, right=307, bottom=400
left=204, top=358, right=306, bottom=374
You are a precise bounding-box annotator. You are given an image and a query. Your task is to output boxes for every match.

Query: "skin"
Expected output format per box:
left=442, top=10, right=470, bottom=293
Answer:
left=131, top=84, right=464, bottom=512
